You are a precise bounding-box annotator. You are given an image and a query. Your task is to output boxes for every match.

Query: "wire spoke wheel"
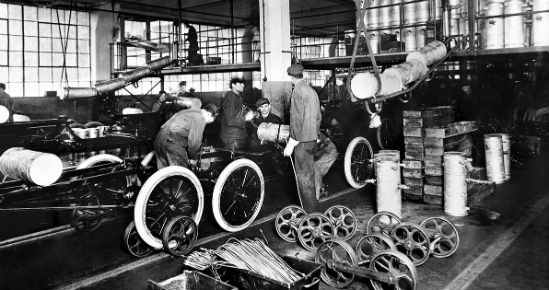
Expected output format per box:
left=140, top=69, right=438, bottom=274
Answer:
left=390, top=222, right=431, bottom=266
left=315, top=239, right=358, bottom=288
left=212, top=159, right=264, bottom=232
left=367, top=211, right=402, bottom=236
left=71, top=192, right=103, bottom=232
left=134, top=166, right=204, bottom=250
left=356, top=233, right=396, bottom=265
left=124, top=221, right=154, bottom=258
left=344, top=137, right=375, bottom=189
left=297, top=213, right=336, bottom=251
left=369, top=250, right=418, bottom=290
left=275, top=205, right=307, bottom=242
left=324, top=205, right=357, bottom=241
left=162, top=215, right=198, bottom=256
left=420, top=216, right=460, bottom=258
left=377, top=118, right=398, bottom=150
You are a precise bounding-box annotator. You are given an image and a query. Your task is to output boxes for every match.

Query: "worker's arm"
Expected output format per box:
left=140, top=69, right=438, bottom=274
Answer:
left=187, top=117, right=206, bottom=160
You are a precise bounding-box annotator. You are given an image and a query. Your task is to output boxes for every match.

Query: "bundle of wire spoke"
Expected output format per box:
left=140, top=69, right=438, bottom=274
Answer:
left=183, top=247, right=218, bottom=271
left=215, top=238, right=303, bottom=284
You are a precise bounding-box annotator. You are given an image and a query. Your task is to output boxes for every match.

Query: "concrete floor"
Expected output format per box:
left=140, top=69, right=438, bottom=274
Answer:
left=0, top=153, right=548, bottom=290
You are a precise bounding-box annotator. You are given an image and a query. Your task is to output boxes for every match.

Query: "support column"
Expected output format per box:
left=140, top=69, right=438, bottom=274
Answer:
left=259, top=0, right=292, bottom=121
left=90, top=4, right=119, bottom=83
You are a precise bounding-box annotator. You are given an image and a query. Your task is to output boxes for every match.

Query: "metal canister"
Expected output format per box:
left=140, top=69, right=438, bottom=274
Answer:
left=390, top=0, right=401, bottom=26
left=499, top=133, right=511, bottom=180
left=404, top=28, right=416, bottom=52
left=434, top=0, right=442, bottom=20
left=379, top=0, right=392, bottom=28
left=532, top=0, right=549, bottom=46
left=504, top=0, right=525, bottom=48
left=416, top=25, right=427, bottom=48
left=484, top=134, right=505, bottom=184
left=459, top=12, right=469, bottom=37
left=403, top=1, right=415, bottom=25
left=416, top=0, right=429, bottom=23
left=483, top=0, right=505, bottom=49
left=450, top=9, right=460, bottom=36
left=366, top=0, right=380, bottom=29
left=375, top=155, right=402, bottom=218
left=443, top=152, right=468, bottom=217
left=369, top=32, right=380, bottom=54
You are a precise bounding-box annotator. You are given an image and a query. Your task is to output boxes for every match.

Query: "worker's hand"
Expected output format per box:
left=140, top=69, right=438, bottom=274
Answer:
left=244, top=110, right=255, bottom=121
left=283, top=138, right=299, bottom=157
left=189, top=159, right=198, bottom=166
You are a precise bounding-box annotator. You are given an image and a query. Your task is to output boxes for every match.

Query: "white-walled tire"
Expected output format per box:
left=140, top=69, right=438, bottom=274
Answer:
left=77, top=154, right=123, bottom=169
left=212, top=158, right=264, bottom=232
left=344, top=137, right=374, bottom=189
left=134, top=166, right=204, bottom=249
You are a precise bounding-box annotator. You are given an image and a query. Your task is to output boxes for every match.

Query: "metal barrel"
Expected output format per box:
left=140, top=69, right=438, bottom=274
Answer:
left=449, top=9, right=460, bottom=36
left=434, top=0, right=442, bottom=20
left=379, top=0, right=391, bottom=28
left=443, top=152, right=468, bottom=216
left=366, top=0, right=380, bottom=29
left=532, top=0, right=549, bottom=46
left=504, top=0, right=525, bottom=48
left=404, top=28, right=416, bottom=52
left=369, top=32, right=379, bottom=54
left=95, top=78, right=127, bottom=94
left=147, top=56, right=172, bottom=71
left=416, top=0, right=429, bottom=23
left=483, top=0, right=505, bottom=49
left=416, top=25, right=427, bottom=48
left=499, top=133, right=511, bottom=180
left=403, top=1, right=415, bottom=25
left=484, top=134, right=505, bottom=184
left=63, top=87, right=98, bottom=99
left=375, top=155, right=402, bottom=218
left=389, top=0, right=400, bottom=26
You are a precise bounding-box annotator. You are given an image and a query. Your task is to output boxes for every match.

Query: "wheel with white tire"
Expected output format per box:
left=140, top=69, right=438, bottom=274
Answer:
left=344, top=137, right=374, bottom=189
left=212, top=158, right=264, bottom=232
left=134, top=166, right=204, bottom=249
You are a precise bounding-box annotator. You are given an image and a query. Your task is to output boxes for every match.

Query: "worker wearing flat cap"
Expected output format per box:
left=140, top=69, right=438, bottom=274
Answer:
left=220, top=77, right=255, bottom=150
left=154, top=103, right=218, bottom=169
left=250, top=97, right=282, bottom=149
left=284, top=63, right=322, bottom=212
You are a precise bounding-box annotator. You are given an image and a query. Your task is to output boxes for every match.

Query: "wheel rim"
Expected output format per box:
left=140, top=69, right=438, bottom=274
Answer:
left=367, top=211, right=402, bottom=236
left=315, top=239, right=357, bottom=288
left=369, top=250, right=418, bottom=290
left=124, top=221, right=154, bottom=258
left=377, top=118, right=397, bottom=150
left=344, top=137, right=374, bottom=189
left=275, top=205, right=307, bottom=242
left=420, top=217, right=460, bottom=258
left=162, top=216, right=198, bottom=256
left=297, top=213, right=335, bottom=251
left=324, top=205, right=357, bottom=241
left=390, top=222, right=431, bottom=266
left=71, top=192, right=103, bottom=232
left=356, top=234, right=396, bottom=265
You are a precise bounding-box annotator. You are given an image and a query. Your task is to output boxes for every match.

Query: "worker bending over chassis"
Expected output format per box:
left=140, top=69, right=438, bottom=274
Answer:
left=154, top=104, right=218, bottom=169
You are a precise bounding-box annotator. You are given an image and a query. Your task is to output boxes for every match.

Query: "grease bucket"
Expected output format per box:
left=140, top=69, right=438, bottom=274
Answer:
left=504, top=0, right=525, bottom=48
left=375, top=155, right=402, bottom=218
left=484, top=134, right=505, bottom=184
left=376, top=150, right=401, bottom=162
left=499, top=133, right=511, bottom=180
left=443, top=152, right=468, bottom=217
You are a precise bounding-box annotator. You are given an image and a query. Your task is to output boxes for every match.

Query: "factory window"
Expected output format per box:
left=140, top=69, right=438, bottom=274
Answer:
left=150, top=20, right=172, bottom=60
left=124, top=20, right=147, bottom=68
left=0, top=3, right=91, bottom=97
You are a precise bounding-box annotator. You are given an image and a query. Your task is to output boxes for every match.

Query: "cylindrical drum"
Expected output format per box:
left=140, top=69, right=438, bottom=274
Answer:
left=95, top=78, right=127, bottom=94
left=404, top=28, right=416, bottom=52
left=366, top=2, right=380, bottom=29
left=443, top=152, right=468, bottom=217
left=257, top=122, right=290, bottom=143
left=484, top=1, right=504, bottom=49
left=416, top=0, right=429, bottom=23
left=532, top=12, right=549, bottom=46
left=376, top=150, right=401, bottom=161
left=379, top=0, right=391, bottom=27
left=0, top=147, right=63, bottom=186
left=369, top=32, right=380, bottom=54
left=450, top=10, right=460, bottom=36
left=390, top=0, right=401, bottom=26
left=459, top=12, right=469, bottom=36
left=403, top=1, right=415, bottom=25
left=434, top=0, right=442, bottom=20
left=533, top=0, right=549, bottom=10
left=416, top=26, right=427, bottom=48
left=375, top=155, right=402, bottom=218
left=499, top=133, right=511, bottom=180
left=484, top=134, right=505, bottom=184
left=504, top=0, right=524, bottom=48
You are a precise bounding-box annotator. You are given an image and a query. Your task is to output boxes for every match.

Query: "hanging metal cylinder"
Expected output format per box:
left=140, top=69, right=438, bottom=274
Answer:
left=95, top=78, right=127, bottom=94
left=484, top=134, right=505, bottom=184
left=257, top=123, right=290, bottom=143
left=147, top=56, right=172, bottom=71
left=63, top=87, right=98, bottom=100
left=532, top=0, right=549, bottom=46
left=416, top=0, right=429, bottom=23
left=407, top=40, right=447, bottom=66
left=443, top=152, right=468, bottom=217
left=0, top=147, right=63, bottom=186
left=499, top=133, right=511, bottom=180
left=504, top=0, right=525, bottom=48
left=379, top=0, right=392, bottom=27
left=374, top=154, right=402, bottom=218
left=350, top=71, right=403, bottom=99
left=404, top=28, right=416, bottom=51
left=483, top=0, right=505, bottom=49
left=403, top=0, right=416, bottom=25
left=390, top=0, right=401, bottom=26
left=121, top=67, right=152, bottom=83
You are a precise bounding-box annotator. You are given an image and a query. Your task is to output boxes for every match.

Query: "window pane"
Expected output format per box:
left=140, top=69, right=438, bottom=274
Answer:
left=9, top=20, right=23, bottom=35
left=24, top=52, right=38, bottom=66
left=0, top=20, right=7, bottom=34
left=67, top=39, right=76, bottom=52
left=11, top=52, right=23, bottom=66
left=66, top=53, right=77, bottom=66
left=77, top=40, right=89, bottom=53
left=52, top=52, right=63, bottom=66
left=52, top=39, right=62, bottom=52
left=78, top=26, right=89, bottom=39
left=24, top=21, right=38, bottom=36
left=0, top=35, right=7, bottom=50
left=8, top=4, right=22, bottom=20
left=0, top=51, right=7, bottom=66
left=77, top=12, right=89, bottom=26
left=9, top=35, right=23, bottom=51
left=0, top=4, right=7, bottom=18
left=39, top=38, right=52, bottom=52
left=78, top=68, right=90, bottom=82
left=9, top=67, right=23, bottom=82
left=68, top=26, right=77, bottom=39
left=9, top=83, right=24, bottom=97
left=26, top=83, right=40, bottom=96
left=39, top=52, right=51, bottom=66
left=24, top=6, right=37, bottom=20
left=78, top=53, right=90, bottom=67
left=52, top=68, right=63, bottom=81
left=38, top=7, right=51, bottom=22
left=39, top=23, right=51, bottom=37
left=25, top=67, right=39, bottom=81
left=24, top=36, right=38, bottom=51
left=39, top=68, right=52, bottom=82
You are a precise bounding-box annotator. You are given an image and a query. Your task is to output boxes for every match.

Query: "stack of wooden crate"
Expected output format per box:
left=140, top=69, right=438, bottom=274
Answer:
left=401, top=106, right=478, bottom=204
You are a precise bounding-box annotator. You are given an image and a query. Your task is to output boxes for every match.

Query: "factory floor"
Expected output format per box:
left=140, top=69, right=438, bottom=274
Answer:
left=0, top=153, right=547, bottom=290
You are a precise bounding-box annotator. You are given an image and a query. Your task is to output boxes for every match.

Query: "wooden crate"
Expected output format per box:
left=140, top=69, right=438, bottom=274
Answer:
left=403, top=177, right=424, bottom=186
left=405, top=151, right=425, bottom=160
left=424, top=194, right=442, bottom=205
left=403, top=168, right=423, bottom=178
left=425, top=175, right=444, bottom=185
left=424, top=184, right=443, bottom=196
left=424, top=121, right=478, bottom=138
left=402, top=159, right=423, bottom=169
left=403, top=185, right=424, bottom=202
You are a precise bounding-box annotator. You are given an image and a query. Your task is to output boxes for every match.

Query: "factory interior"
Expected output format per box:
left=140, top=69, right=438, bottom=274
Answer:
left=0, top=0, right=548, bottom=289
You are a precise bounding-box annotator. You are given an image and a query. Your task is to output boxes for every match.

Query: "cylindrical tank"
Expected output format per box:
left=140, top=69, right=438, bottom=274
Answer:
left=379, top=0, right=392, bottom=27
left=416, top=25, right=427, bottom=48
left=403, top=1, right=415, bottom=25
left=443, top=152, right=468, bottom=217
left=366, top=0, right=380, bottom=29
left=484, top=134, right=505, bottom=184
left=483, top=0, right=505, bottom=49
left=404, top=28, right=416, bottom=51
left=504, top=0, right=525, bottom=48
left=532, top=0, right=549, bottom=46
left=416, top=0, right=429, bottom=23
left=434, top=0, right=442, bottom=20
left=390, top=0, right=401, bottom=26
left=376, top=150, right=401, bottom=162
left=499, top=133, right=511, bottom=180
left=375, top=154, right=402, bottom=218
left=0, top=147, right=63, bottom=186
left=459, top=12, right=469, bottom=37
left=369, top=32, right=380, bottom=54
left=450, top=9, right=460, bottom=36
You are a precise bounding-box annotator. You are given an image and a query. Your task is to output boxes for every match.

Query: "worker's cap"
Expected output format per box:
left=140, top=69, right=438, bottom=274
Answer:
left=179, top=81, right=187, bottom=86
left=203, top=103, right=219, bottom=117
left=287, top=63, right=304, bottom=76
left=255, top=97, right=270, bottom=107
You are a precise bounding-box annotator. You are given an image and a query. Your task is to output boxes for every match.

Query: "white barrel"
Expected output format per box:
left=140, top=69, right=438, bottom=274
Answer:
left=416, top=25, right=427, bottom=48
left=484, top=1, right=504, bottom=49
left=375, top=155, right=402, bottom=218
left=404, top=28, right=416, bottom=52
left=403, top=1, right=415, bottom=25
left=350, top=71, right=403, bottom=99
left=390, top=0, right=401, bottom=26
left=504, top=0, right=525, bottom=48
left=499, top=133, right=511, bottom=180
left=443, top=152, right=468, bottom=217
left=366, top=1, right=380, bottom=29
left=379, top=0, right=391, bottom=27
left=416, top=0, right=429, bottom=23
left=369, top=32, right=380, bottom=54
left=484, top=134, right=505, bottom=184
left=0, top=147, right=63, bottom=186
left=533, top=0, right=549, bottom=10
left=257, top=122, right=289, bottom=143
left=532, top=12, right=549, bottom=46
